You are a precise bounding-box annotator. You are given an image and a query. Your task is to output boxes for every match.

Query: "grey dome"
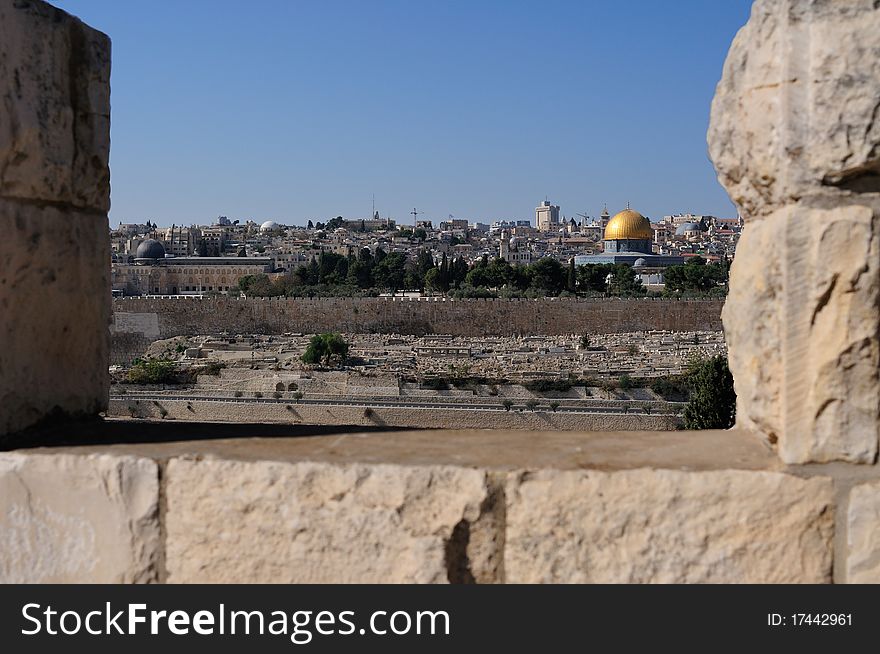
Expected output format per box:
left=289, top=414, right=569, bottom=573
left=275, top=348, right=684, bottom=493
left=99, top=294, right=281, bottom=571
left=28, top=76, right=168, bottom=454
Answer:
left=633, top=257, right=647, bottom=267
left=136, top=239, right=166, bottom=259
left=675, top=222, right=703, bottom=236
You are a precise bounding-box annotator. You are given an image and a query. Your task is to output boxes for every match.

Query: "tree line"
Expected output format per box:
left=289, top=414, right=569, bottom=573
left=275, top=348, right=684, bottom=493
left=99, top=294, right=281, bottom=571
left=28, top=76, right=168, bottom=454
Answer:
left=237, top=248, right=728, bottom=298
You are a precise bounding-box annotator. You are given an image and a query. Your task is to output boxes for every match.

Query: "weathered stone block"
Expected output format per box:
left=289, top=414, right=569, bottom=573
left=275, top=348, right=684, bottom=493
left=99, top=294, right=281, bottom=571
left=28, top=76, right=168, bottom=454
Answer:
left=504, top=468, right=833, bottom=583
left=846, top=480, right=880, bottom=583
left=0, top=453, right=159, bottom=583
left=0, top=0, right=111, bottom=212
left=709, top=0, right=880, bottom=218
left=723, top=204, right=879, bottom=463
left=0, top=199, right=110, bottom=437
left=165, top=458, right=503, bottom=583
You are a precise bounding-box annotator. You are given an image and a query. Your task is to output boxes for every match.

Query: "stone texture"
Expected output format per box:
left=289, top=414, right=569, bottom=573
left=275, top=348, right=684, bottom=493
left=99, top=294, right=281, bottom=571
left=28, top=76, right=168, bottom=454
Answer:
left=165, top=458, right=503, bottom=583
left=0, top=199, right=110, bottom=437
left=0, top=0, right=111, bottom=439
left=846, top=480, right=880, bottom=583
left=0, top=452, right=159, bottom=583
left=710, top=0, right=880, bottom=464
left=723, top=205, right=880, bottom=463
left=0, top=0, right=111, bottom=212
left=709, top=0, right=880, bottom=218
left=504, top=468, right=834, bottom=583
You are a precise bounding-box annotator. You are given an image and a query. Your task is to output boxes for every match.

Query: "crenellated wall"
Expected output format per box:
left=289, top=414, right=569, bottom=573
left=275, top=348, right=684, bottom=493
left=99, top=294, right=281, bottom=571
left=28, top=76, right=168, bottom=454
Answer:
left=111, top=297, right=724, bottom=339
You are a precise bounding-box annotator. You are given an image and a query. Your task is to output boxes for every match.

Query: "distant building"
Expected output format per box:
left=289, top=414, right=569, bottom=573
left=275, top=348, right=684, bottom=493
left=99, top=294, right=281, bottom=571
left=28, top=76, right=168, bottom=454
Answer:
left=160, top=225, right=200, bottom=257
left=499, top=230, right=534, bottom=265
left=574, top=208, right=684, bottom=267
left=111, top=239, right=274, bottom=295
left=535, top=201, right=560, bottom=231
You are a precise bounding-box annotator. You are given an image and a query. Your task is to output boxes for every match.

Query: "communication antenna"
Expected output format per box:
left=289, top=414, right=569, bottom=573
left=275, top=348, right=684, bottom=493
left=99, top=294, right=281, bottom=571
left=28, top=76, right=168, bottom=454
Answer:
left=410, top=207, right=423, bottom=227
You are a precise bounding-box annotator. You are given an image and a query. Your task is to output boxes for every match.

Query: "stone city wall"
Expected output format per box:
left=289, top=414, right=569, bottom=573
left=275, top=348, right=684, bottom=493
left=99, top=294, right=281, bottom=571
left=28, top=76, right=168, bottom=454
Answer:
left=112, top=297, right=723, bottom=339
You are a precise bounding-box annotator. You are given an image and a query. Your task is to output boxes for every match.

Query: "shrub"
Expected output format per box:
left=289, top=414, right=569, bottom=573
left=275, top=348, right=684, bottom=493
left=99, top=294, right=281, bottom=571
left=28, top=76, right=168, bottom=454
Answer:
left=234, top=390, right=243, bottom=398
left=524, top=399, right=538, bottom=411
left=501, top=399, right=513, bottom=411
left=302, top=332, right=349, bottom=366
left=272, top=391, right=283, bottom=399
left=618, top=374, right=633, bottom=391
left=127, top=358, right=177, bottom=385
left=254, top=391, right=263, bottom=398
left=549, top=401, right=560, bottom=412
left=650, top=376, right=688, bottom=401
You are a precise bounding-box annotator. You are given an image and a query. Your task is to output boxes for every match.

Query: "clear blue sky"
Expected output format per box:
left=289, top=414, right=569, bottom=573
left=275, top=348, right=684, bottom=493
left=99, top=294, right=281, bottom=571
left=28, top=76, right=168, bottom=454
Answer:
left=59, top=0, right=752, bottom=227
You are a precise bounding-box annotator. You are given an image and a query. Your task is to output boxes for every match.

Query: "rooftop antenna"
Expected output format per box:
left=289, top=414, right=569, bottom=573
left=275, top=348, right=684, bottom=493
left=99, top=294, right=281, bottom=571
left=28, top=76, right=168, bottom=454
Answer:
left=410, top=207, right=423, bottom=227
left=372, top=194, right=375, bottom=218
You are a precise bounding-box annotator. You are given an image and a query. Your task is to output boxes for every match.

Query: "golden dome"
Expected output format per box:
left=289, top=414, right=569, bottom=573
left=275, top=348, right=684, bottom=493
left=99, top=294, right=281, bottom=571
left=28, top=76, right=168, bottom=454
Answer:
left=604, top=208, right=652, bottom=240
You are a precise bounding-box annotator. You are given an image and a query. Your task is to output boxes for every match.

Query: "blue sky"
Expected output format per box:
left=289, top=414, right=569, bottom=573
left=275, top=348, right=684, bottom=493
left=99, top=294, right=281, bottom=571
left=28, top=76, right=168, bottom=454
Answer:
left=59, top=0, right=752, bottom=227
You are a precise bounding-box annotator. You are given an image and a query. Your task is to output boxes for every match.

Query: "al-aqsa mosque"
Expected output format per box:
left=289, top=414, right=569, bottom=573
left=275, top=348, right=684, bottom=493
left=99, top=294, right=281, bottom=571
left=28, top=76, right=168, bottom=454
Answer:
left=574, top=207, right=684, bottom=268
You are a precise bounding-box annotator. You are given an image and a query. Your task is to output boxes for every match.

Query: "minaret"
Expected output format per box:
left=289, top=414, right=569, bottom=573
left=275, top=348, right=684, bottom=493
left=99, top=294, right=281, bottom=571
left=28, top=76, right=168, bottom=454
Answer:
left=600, top=204, right=610, bottom=231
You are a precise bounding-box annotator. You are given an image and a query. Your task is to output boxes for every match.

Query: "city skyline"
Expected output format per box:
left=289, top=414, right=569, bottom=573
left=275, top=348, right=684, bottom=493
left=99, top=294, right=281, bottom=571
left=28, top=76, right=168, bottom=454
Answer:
left=63, top=0, right=751, bottom=226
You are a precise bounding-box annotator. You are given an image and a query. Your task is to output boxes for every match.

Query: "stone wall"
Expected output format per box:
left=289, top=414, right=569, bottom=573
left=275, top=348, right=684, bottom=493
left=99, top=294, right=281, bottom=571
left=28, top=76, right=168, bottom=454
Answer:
left=4, top=429, right=873, bottom=583
left=108, top=398, right=675, bottom=432
left=111, top=297, right=724, bottom=340
left=709, top=0, right=880, bottom=464
left=3, top=0, right=880, bottom=586
left=0, top=0, right=111, bottom=438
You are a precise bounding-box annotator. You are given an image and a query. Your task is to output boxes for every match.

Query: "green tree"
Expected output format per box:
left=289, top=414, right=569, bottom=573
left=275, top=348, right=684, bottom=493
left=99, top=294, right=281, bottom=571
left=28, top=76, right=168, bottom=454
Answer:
left=452, top=257, right=469, bottom=289
left=373, top=251, right=407, bottom=290
left=576, top=263, right=610, bottom=293
left=501, top=399, right=513, bottom=411
left=301, top=333, right=350, bottom=367
left=566, top=258, right=576, bottom=292
left=607, top=264, right=645, bottom=296
left=528, top=257, right=566, bottom=294
left=683, top=355, right=736, bottom=429
left=424, top=267, right=441, bottom=292
left=438, top=253, right=450, bottom=291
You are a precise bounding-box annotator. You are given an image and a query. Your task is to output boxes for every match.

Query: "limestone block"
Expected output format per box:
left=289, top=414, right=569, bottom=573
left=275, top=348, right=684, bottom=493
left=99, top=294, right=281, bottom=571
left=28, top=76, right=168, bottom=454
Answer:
left=0, top=453, right=159, bottom=583
left=846, top=480, right=880, bottom=583
left=0, top=199, right=110, bottom=437
left=165, top=458, right=503, bottom=583
left=709, top=0, right=880, bottom=218
left=0, top=0, right=111, bottom=212
left=504, top=468, right=833, bottom=583
left=723, top=204, right=879, bottom=463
